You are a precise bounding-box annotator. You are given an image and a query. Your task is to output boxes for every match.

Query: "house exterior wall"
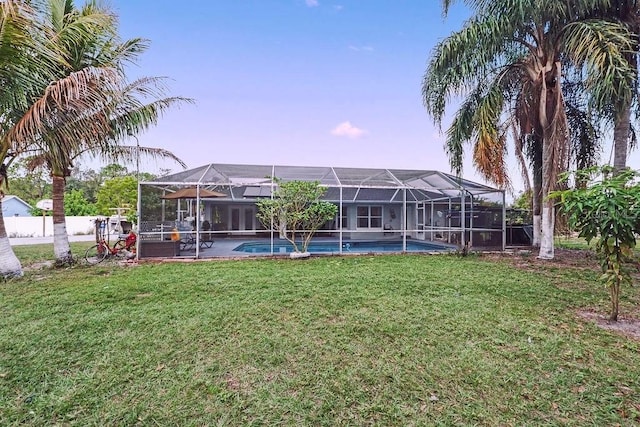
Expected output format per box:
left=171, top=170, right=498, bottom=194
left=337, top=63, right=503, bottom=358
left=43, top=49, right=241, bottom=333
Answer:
left=2, top=197, right=32, bottom=217
left=139, top=163, right=507, bottom=256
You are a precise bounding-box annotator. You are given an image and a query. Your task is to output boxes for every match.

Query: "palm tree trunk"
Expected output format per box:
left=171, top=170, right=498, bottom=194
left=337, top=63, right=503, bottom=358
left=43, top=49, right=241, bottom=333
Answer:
left=513, top=136, right=532, bottom=195
left=539, top=128, right=555, bottom=259
left=612, top=99, right=631, bottom=173
left=52, top=174, right=73, bottom=265
left=531, top=140, right=542, bottom=247
left=0, top=201, right=23, bottom=278
left=538, top=62, right=562, bottom=260
left=613, top=37, right=637, bottom=174
left=539, top=196, right=555, bottom=259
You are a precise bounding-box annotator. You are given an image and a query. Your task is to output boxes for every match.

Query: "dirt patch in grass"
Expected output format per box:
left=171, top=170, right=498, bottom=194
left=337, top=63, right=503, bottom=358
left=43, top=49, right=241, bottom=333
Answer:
left=483, top=247, right=600, bottom=270
left=480, top=248, right=640, bottom=340
left=23, top=260, right=54, bottom=271
left=578, top=310, right=640, bottom=341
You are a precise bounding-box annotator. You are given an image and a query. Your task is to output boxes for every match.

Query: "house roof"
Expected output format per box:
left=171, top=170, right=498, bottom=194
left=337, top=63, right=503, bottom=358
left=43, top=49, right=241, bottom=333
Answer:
left=1, top=195, right=33, bottom=209
left=143, top=163, right=503, bottom=203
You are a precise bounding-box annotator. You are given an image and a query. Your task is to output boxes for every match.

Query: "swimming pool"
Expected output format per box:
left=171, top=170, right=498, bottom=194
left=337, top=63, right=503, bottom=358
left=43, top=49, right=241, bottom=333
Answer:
left=232, top=240, right=453, bottom=254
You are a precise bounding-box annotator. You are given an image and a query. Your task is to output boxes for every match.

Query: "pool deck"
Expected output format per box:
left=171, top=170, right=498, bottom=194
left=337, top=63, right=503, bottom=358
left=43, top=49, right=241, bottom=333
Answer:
left=152, top=236, right=457, bottom=260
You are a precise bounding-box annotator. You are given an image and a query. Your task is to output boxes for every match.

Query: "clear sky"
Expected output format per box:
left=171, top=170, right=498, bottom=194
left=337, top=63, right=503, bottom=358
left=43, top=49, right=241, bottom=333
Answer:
left=106, top=0, right=638, bottom=195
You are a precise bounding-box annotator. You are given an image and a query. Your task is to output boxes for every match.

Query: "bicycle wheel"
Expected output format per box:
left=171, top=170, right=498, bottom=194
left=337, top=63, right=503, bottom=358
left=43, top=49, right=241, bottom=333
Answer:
left=113, top=239, right=128, bottom=257
left=85, top=243, right=108, bottom=264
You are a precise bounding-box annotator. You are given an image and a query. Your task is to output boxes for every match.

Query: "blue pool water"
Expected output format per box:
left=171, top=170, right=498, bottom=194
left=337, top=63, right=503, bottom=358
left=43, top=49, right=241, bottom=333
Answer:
left=232, top=240, right=452, bottom=254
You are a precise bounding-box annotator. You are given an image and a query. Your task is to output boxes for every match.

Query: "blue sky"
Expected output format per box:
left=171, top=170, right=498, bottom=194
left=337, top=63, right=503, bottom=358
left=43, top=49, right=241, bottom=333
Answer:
left=106, top=1, right=478, bottom=178
left=106, top=0, right=638, bottom=194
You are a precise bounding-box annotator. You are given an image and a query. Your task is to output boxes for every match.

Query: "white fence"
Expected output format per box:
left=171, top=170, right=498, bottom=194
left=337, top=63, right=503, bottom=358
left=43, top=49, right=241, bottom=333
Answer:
left=4, top=215, right=97, bottom=238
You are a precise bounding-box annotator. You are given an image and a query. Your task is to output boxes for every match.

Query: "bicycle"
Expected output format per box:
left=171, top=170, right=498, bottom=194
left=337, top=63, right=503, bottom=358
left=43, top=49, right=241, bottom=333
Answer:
left=85, top=228, right=137, bottom=265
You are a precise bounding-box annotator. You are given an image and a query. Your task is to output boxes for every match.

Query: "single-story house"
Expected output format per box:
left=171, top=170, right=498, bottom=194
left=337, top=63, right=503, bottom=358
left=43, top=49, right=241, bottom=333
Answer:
left=137, top=163, right=506, bottom=259
left=1, top=195, right=33, bottom=217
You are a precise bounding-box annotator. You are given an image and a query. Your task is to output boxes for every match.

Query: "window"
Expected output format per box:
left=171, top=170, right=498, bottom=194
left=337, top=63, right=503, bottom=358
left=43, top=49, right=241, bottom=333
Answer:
left=340, top=206, right=348, bottom=229
left=357, top=206, right=382, bottom=228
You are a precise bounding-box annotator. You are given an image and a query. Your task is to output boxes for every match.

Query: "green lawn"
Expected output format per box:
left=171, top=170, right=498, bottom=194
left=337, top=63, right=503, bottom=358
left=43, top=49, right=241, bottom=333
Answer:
left=554, top=235, right=595, bottom=250
left=1, top=248, right=639, bottom=425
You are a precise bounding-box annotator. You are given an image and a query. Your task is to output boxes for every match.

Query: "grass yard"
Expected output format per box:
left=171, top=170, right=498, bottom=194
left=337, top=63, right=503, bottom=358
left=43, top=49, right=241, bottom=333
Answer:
left=1, top=247, right=640, bottom=425
left=554, top=235, right=595, bottom=250
left=10, top=241, right=94, bottom=267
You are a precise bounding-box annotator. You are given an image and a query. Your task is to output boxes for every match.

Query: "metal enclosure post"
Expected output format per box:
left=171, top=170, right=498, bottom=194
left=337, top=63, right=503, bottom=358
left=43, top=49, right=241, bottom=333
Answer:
left=447, top=199, right=452, bottom=244
left=430, top=200, right=434, bottom=240
left=270, top=172, right=275, bottom=256
left=339, top=186, right=343, bottom=254
left=195, top=185, right=200, bottom=258
left=136, top=181, right=141, bottom=260
left=460, top=189, right=466, bottom=248
left=469, top=193, right=474, bottom=247
left=502, top=190, right=506, bottom=251
left=402, top=188, right=407, bottom=251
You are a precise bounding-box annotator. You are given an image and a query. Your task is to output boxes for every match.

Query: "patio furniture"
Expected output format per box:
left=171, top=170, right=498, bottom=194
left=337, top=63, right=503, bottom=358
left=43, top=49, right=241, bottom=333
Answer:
left=179, top=233, right=196, bottom=251
left=199, top=232, right=214, bottom=248
left=199, top=220, right=214, bottom=249
left=139, top=240, right=181, bottom=258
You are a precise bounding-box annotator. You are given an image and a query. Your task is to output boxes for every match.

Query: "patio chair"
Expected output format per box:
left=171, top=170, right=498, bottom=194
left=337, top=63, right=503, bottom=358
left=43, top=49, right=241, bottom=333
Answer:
left=175, top=223, right=195, bottom=251
left=180, top=233, right=196, bottom=251
left=199, top=220, right=214, bottom=249
left=199, top=232, right=214, bottom=249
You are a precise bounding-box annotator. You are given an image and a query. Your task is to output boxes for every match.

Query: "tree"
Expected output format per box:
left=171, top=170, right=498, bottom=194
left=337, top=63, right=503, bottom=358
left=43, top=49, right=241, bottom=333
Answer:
left=0, top=1, right=129, bottom=275
left=64, top=189, right=96, bottom=216
left=95, top=176, right=137, bottom=215
left=611, top=2, right=639, bottom=172
left=65, top=164, right=155, bottom=204
left=66, top=165, right=101, bottom=203
left=7, top=159, right=51, bottom=209
left=512, top=189, right=532, bottom=211
left=554, top=166, right=640, bottom=321
left=0, top=0, right=71, bottom=278
left=0, top=1, right=186, bottom=277
left=585, top=2, right=640, bottom=172
left=100, top=164, right=129, bottom=179
left=23, top=0, right=188, bottom=266
left=423, top=0, right=634, bottom=259
left=256, top=180, right=338, bottom=257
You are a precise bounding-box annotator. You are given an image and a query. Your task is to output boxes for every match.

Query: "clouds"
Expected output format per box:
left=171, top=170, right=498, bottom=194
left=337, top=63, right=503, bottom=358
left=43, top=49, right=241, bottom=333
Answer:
left=305, top=1, right=344, bottom=11
left=331, top=121, right=367, bottom=139
left=348, top=45, right=374, bottom=52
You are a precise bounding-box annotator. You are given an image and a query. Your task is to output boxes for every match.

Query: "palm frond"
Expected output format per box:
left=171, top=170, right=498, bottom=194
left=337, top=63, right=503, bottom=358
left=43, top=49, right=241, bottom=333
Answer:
left=7, top=66, right=119, bottom=153
left=563, top=19, right=636, bottom=112
left=423, top=12, right=527, bottom=124
left=444, top=67, right=513, bottom=187
left=96, top=145, right=187, bottom=170
left=0, top=1, right=58, bottom=113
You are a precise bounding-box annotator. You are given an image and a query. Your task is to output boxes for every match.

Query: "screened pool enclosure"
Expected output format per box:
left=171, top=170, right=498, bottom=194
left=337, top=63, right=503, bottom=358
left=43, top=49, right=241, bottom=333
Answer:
left=137, top=164, right=505, bottom=259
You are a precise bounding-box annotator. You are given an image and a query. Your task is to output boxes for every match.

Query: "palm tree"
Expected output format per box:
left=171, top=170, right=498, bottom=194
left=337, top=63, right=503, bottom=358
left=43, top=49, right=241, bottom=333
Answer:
left=423, top=0, right=633, bottom=259
left=0, top=0, right=81, bottom=278
left=28, top=75, right=189, bottom=265
left=28, top=0, right=189, bottom=265
left=587, top=1, right=640, bottom=172
left=0, top=1, right=189, bottom=277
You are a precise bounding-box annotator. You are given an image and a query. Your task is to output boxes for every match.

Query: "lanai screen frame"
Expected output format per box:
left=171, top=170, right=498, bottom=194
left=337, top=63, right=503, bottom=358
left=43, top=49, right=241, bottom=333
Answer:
left=137, top=163, right=506, bottom=258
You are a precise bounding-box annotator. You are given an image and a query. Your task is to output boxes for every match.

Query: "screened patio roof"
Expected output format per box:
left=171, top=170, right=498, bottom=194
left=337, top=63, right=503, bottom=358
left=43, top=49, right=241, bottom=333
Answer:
left=145, top=163, right=502, bottom=202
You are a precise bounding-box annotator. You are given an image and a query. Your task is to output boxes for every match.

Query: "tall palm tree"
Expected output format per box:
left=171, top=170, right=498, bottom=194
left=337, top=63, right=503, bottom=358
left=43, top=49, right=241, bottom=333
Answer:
left=30, top=0, right=189, bottom=265
left=0, top=0, right=86, bottom=278
left=0, top=1, right=189, bottom=277
left=31, top=75, right=189, bottom=265
left=587, top=1, right=640, bottom=172
left=423, top=0, right=633, bottom=259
